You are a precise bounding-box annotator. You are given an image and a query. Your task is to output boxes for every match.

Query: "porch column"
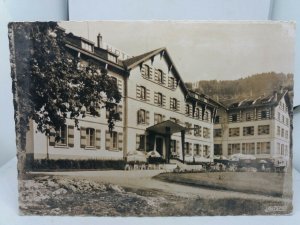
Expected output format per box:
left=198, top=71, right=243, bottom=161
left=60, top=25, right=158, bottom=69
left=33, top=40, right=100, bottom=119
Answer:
left=165, top=127, right=171, bottom=163
left=181, top=130, right=186, bottom=163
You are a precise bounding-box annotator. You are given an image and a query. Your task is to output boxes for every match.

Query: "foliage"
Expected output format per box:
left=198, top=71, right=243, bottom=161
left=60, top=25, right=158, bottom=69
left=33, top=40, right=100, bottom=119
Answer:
left=9, top=22, right=122, bottom=150
left=186, top=72, right=293, bottom=105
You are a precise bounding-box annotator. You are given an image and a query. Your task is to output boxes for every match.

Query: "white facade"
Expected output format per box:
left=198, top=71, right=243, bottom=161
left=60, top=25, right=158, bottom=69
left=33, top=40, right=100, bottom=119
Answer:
left=214, top=93, right=291, bottom=163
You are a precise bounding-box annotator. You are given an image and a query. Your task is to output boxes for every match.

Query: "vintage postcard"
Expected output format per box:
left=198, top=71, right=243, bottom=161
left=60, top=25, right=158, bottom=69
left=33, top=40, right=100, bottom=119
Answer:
left=8, top=21, right=294, bottom=216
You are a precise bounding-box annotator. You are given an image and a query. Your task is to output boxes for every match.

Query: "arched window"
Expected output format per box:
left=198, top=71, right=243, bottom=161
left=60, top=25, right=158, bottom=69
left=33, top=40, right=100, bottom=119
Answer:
left=140, top=86, right=146, bottom=100
left=138, top=109, right=146, bottom=124
left=144, top=65, right=150, bottom=78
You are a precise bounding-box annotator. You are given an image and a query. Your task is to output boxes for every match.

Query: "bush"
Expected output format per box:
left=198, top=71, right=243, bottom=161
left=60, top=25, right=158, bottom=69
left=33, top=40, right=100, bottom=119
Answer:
left=30, top=159, right=126, bottom=171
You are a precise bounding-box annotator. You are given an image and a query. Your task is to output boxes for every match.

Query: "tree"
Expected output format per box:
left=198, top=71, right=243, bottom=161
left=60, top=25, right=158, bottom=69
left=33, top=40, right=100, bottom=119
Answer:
left=9, top=22, right=122, bottom=173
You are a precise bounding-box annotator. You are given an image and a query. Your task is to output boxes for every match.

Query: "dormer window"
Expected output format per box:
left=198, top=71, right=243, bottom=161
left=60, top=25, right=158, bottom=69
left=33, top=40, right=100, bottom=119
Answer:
left=157, top=70, right=163, bottom=83
left=108, top=53, right=117, bottom=63
left=81, top=41, right=94, bottom=52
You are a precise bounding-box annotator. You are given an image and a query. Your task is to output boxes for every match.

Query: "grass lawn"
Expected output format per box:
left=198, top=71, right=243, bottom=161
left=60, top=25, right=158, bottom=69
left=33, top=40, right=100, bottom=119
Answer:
left=155, top=171, right=292, bottom=197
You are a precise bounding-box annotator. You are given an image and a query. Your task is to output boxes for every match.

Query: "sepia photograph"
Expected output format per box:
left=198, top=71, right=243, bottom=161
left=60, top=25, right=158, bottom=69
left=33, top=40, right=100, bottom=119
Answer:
left=8, top=21, right=294, bottom=216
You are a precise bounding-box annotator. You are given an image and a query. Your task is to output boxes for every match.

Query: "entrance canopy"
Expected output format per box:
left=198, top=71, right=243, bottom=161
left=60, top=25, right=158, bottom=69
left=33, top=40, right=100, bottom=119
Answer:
left=146, top=120, right=186, bottom=135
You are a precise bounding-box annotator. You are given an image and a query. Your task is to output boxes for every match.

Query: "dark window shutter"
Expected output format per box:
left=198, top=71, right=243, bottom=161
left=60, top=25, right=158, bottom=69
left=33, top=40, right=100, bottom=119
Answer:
left=96, top=129, right=101, bottom=149
left=80, top=127, right=86, bottom=148
left=146, top=88, right=150, bottom=102
left=49, top=128, right=56, bottom=146
left=118, top=132, right=123, bottom=151
left=146, top=111, right=150, bottom=125
left=118, top=105, right=123, bottom=121
left=105, top=130, right=111, bottom=150
left=136, top=134, right=140, bottom=150
left=68, top=125, right=74, bottom=147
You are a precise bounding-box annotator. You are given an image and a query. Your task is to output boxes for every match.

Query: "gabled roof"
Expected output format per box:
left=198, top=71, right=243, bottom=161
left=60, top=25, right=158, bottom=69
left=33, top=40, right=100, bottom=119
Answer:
left=122, top=48, right=165, bottom=69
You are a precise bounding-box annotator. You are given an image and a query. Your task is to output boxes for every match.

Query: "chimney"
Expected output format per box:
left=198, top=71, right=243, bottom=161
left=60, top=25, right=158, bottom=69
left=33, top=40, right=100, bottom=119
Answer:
left=97, top=33, right=102, bottom=48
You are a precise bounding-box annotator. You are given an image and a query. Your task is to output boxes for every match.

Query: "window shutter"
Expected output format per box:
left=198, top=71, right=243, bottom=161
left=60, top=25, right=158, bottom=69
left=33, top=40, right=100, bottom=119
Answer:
left=162, top=73, right=166, bottom=84
left=170, top=97, right=172, bottom=109
left=146, top=88, right=150, bottom=102
left=117, top=79, right=122, bottom=94
left=189, top=143, right=192, bottom=155
left=141, top=65, right=146, bottom=77
left=105, top=130, right=111, bottom=150
left=136, top=134, right=140, bottom=150
left=162, top=95, right=166, bottom=107
left=96, top=129, right=101, bottom=149
left=154, top=70, right=159, bottom=82
left=80, top=127, right=86, bottom=148
left=137, top=109, right=140, bottom=124
left=49, top=128, right=56, bottom=146
left=118, top=105, right=123, bottom=121
left=177, top=100, right=180, bottom=111
left=146, top=111, right=150, bottom=125
left=168, top=77, right=171, bottom=88
left=68, top=125, right=74, bottom=147
left=154, top=92, right=158, bottom=104
left=189, top=106, right=193, bottom=117
left=118, top=132, right=123, bottom=151
left=136, top=85, right=141, bottom=99
left=149, top=67, right=153, bottom=79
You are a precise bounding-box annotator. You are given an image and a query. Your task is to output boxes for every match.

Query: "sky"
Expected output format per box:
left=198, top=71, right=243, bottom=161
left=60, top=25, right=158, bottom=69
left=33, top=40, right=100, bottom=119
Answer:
left=59, top=21, right=295, bottom=83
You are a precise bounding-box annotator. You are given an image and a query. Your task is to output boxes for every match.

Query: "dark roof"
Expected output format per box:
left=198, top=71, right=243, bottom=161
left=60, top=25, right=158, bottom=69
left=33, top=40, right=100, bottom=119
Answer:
left=122, top=48, right=165, bottom=69
left=228, top=91, right=288, bottom=110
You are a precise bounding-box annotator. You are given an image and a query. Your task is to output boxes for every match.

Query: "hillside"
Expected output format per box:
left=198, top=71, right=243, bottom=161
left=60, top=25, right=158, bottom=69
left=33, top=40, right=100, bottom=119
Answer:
left=186, top=72, right=293, bottom=105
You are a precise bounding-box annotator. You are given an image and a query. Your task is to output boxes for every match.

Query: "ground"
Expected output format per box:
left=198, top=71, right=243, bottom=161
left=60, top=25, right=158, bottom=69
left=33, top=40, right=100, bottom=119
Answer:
left=19, top=170, right=293, bottom=216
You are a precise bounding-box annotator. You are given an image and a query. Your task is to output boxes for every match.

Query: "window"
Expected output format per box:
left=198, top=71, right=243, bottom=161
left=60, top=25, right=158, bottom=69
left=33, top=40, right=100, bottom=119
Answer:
left=277, top=143, right=281, bottom=154
left=136, top=134, right=145, bottom=151
left=258, top=125, right=270, bottom=135
left=285, top=130, right=288, bottom=139
left=282, top=115, right=285, bottom=123
left=214, top=144, right=222, bottom=155
left=281, top=144, right=285, bottom=155
left=215, top=115, right=220, bottom=124
left=185, top=142, right=190, bottom=155
left=137, top=109, right=146, bottom=124
left=257, top=142, right=270, bottom=154
left=194, top=108, right=200, bottom=119
left=243, top=126, right=254, bottom=136
left=186, top=104, right=191, bottom=115
left=170, top=98, right=178, bottom=110
left=286, top=118, right=289, bottom=126
left=214, top=129, right=222, bottom=137
left=144, top=64, right=150, bottom=78
left=229, top=127, right=240, bottom=137
left=170, top=140, right=177, bottom=154
left=261, top=110, right=268, bottom=119
left=204, top=111, right=209, bottom=121
left=81, top=41, right=93, bottom=52
left=140, top=86, right=146, bottom=100
left=154, top=113, right=163, bottom=124
left=277, top=112, right=281, bottom=121
left=57, top=125, right=67, bottom=146
left=169, top=77, right=175, bottom=89
left=203, top=145, right=210, bottom=157
left=242, top=143, right=255, bottom=155
left=157, top=93, right=163, bottom=106
left=228, top=143, right=240, bottom=155
left=281, top=128, right=284, bottom=137
left=277, top=126, right=281, bottom=136
left=194, top=125, right=201, bottom=137
left=203, top=127, right=210, bottom=138
left=232, top=114, right=238, bottom=122
left=157, top=70, right=163, bottom=83
left=245, top=112, right=252, bottom=121
left=185, top=122, right=192, bottom=135
left=194, top=144, right=201, bottom=156
left=86, top=128, right=96, bottom=148
left=108, top=53, right=117, bottom=63
left=111, top=131, right=118, bottom=150
left=106, top=103, right=118, bottom=119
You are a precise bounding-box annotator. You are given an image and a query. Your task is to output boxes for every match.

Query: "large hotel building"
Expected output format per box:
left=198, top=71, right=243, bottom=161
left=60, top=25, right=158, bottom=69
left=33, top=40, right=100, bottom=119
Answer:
left=25, top=27, right=292, bottom=167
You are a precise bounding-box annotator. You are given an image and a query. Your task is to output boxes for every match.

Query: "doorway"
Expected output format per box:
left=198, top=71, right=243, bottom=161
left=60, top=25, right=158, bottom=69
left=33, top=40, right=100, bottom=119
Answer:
left=155, top=137, right=164, bottom=157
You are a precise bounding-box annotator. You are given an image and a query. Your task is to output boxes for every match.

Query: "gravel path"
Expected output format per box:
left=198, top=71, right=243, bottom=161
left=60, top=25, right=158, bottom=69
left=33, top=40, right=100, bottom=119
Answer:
left=30, top=170, right=290, bottom=202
